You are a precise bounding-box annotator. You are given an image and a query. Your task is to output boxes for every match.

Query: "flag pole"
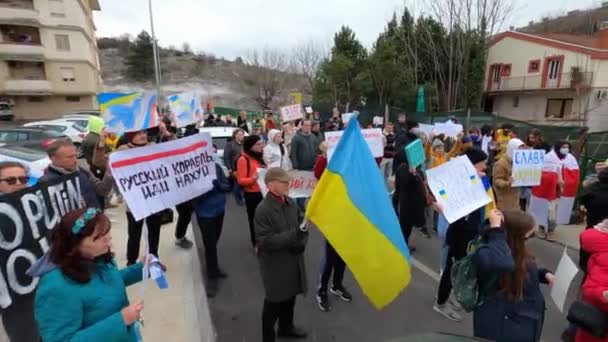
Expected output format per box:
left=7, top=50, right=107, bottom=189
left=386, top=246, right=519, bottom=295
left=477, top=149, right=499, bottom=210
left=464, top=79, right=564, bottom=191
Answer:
left=148, top=0, right=163, bottom=108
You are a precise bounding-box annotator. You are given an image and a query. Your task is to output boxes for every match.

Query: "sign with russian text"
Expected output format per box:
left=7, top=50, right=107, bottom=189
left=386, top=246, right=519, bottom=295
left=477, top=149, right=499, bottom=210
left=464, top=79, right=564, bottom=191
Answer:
left=257, top=170, right=318, bottom=198
left=426, top=156, right=491, bottom=224
left=325, top=128, right=383, bottom=162
left=110, top=133, right=216, bottom=221
left=280, top=104, right=304, bottom=122
left=512, top=149, right=545, bottom=187
left=0, top=174, right=82, bottom=309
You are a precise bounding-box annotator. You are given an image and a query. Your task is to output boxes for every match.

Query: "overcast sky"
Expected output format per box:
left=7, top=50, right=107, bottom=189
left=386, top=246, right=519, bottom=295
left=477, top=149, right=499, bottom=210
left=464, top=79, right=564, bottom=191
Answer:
left=94, top=0, right=601, bottom=60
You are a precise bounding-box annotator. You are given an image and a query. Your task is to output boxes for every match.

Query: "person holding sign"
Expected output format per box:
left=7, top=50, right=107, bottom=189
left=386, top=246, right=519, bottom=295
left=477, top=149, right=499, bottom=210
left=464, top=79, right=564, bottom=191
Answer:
left=31, top=208, right=145, bottom=342
left=472, top=210, right=554, bottom=342
left=493, top=139, right=526, bottom=211
left=0, top=161, right=40, bottom=342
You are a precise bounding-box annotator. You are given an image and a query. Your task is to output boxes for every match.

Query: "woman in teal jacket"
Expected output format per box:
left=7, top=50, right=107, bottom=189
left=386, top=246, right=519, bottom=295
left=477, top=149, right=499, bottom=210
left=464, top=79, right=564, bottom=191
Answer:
left=29, top=207, right=145, bottom=342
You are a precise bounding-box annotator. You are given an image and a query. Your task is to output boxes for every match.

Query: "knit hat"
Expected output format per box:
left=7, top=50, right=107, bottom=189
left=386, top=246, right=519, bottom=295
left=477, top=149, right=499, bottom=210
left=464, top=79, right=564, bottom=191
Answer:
left=243, top=135, right=262, bottom=152
left=432, top=139, right=445, bottom=150
left=264, top=167, right=291, bottom=184
left=462, top=136, right=473, bottom=144
left=465, top=148, right=488, bottom=165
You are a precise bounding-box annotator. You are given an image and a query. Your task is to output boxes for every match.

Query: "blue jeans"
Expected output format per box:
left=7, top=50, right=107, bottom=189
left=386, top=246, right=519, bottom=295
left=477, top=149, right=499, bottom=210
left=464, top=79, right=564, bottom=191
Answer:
left=438, top=214, right=450, bottom=273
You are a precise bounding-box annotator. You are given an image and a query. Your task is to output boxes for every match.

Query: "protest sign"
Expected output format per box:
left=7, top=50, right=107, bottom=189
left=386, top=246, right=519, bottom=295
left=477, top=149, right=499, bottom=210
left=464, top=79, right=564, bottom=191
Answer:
left=551, top=248, right=579, bottom=312
left=419, top=123, right=435, bottom=138
left=342, top=113, right=355, bottom=124
left=0, top=174, right=82, bottom=309
left=257, top=170, right=318, bottom=198
left=98, top=92, right=160, bottom=133
left=373, top=116, right=384, bottom=126
left=426, top=156, right=491, bottom=223
left=325, top=128, right=383, bottom=162
left=167, top=92, right=203, bottom=127
left=305, top=106, right=313, bottom=114
left=512, top=149, right=545, bottom=187
left=280, top=104, right=304, bottom=122
left=110, top=133, right=216, bottom=221
left=405, top=139, right=425, bottom=169
left=434, top=122, right=463, bottom=137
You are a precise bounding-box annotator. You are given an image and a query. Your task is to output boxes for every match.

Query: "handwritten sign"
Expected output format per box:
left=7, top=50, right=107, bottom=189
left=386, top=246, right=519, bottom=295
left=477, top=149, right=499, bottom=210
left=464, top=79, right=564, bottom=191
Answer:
left=167, top=91, right=203, bottom=127
left=433, top=122, right=463, bottom=138
left=0, top=174, right=82, bottom=309
left=512, top=149, right=545, bottom=187
left=325, top=128, right=383, bottom=162
left=280, top=104, right=304, bottom=122
left=342, top=113, right=355, bottom=124
left=257, top=170, right=318, bottom=198
left=110, top=133, right=216, bottom=221
left=373, top=116, right=384, bottom=126
left=426, top=156, right=491, bottom=223
left=419, top=123, right=435, bottom=138
left=405, top=139, right=425, bottom=168
left=551, top=248, right=579, bottom=312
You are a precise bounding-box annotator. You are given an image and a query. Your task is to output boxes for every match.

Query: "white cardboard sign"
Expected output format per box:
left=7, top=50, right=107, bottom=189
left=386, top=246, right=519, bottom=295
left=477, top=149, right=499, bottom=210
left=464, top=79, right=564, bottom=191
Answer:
left=280, top=104, right=304, bottom=122
left=325, top=128, right=383, bottom=162
left=257, top=170, right=318, bottom=198
left=512, top=149, right=545, bottom=187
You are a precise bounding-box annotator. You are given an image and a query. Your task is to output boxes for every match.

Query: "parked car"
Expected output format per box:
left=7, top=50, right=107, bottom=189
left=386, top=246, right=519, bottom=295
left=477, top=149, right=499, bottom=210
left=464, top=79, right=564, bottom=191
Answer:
left=0, top=145, right=50, bottom=185
left=61, top=114, right=97, bottom=129
left=0, top=101, right=13, bottom=121
left=0, top=127, right=69, bottom=150
left=198, top=126, right=248, bottom=176
left=62, top=110, right=101, bottom=117
left=23, top=119, right=88, bottom=158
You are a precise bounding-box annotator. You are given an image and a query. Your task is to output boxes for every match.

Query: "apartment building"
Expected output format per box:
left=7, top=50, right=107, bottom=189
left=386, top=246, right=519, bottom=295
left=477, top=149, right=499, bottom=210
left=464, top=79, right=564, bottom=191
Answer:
left=0, top=0, right=101, bottom=120
left=484, top=25, right=608, bottom=133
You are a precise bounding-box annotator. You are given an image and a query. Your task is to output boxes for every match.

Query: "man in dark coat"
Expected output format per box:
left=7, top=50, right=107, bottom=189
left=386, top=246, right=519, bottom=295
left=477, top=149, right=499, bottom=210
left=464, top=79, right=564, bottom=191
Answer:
left=254, top=168, right=308, bottom=342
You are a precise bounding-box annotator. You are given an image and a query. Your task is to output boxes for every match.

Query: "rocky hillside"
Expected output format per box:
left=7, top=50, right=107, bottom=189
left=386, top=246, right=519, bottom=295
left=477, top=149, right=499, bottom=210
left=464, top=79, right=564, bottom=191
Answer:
left=518, top=5, right=608, bottom=35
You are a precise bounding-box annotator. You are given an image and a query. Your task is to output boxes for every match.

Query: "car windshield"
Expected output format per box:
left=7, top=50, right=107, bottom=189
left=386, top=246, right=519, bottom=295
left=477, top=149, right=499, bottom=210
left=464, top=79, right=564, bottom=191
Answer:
left=72, top=123, right=87, bottom=132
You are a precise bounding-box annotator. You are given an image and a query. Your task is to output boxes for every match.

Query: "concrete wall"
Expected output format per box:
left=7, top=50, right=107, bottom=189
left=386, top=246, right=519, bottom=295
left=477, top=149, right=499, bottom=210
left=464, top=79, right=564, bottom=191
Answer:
left=45, top=61, right=98, bottom=94
left=11, top=94, right=96, bottom=120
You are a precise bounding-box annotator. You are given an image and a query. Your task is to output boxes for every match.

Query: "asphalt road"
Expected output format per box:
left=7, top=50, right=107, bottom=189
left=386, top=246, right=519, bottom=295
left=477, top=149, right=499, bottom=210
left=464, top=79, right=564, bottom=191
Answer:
left=205, top=198, right=582, bottom=342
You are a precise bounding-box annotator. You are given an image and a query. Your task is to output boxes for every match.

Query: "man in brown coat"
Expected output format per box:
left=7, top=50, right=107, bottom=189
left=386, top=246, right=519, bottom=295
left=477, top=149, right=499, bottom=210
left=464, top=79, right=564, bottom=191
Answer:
left=254, top=167, right=308, bottom=342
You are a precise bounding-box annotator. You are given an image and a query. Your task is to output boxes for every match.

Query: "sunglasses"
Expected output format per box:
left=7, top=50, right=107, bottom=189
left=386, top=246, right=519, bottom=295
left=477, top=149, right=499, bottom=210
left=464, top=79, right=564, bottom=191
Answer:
left=0, top=176, right=28, bottom=185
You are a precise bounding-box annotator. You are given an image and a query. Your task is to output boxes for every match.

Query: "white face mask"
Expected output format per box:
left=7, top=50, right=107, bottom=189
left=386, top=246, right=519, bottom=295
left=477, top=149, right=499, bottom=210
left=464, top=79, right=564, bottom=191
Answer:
left=212, top=153, right=219, bottom=163
left=560, top=148, right=570, bottom=155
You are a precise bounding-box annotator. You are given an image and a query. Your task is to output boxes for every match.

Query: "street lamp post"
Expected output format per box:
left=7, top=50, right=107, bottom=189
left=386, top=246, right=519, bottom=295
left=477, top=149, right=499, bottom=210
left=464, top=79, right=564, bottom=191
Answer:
left=148, top=0, right=162, bottom=107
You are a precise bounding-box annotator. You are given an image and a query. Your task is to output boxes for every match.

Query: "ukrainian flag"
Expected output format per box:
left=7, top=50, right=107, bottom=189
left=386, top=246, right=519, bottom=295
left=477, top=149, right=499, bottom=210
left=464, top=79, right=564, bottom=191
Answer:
left=306, top=119, right=411, bottom=309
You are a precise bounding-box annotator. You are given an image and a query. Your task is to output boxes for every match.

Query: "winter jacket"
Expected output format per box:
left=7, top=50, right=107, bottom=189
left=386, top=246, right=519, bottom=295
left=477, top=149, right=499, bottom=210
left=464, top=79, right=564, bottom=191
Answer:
left=290, top=132, right=318, bottom=171
left=254, top=193, right=308, bottom=302
left=263, top=130, right=292, bottom=170
left=576, top=225, right=608, bottom=342
left=579, top=174, right=608, bottom=272
left=237, top=117, right=249, bottom=133
left=493, top=156, right=519, bottom=210
left=223, top=140, right=243, bottom=172
left=194, top=163, right=232, bottom=218
left=235, top=152, right=263, bottom=193
left=383, top=132, right=396, bottom=158
left=82, top=117, right=108, bottom=167
left=313, top=155, right=327, bottom=179
left=472, top=229, right=549, bottom=342
left=393, top=162, right=426, bottom=228
left=32, top=255, right=143, bottom=342
left=39, top=163, right=113, bottom=209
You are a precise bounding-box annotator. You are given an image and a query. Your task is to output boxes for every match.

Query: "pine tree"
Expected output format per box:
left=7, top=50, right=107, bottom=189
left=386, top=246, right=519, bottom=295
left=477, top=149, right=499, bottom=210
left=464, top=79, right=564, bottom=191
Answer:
left=124, top=31, right=155, bottom=82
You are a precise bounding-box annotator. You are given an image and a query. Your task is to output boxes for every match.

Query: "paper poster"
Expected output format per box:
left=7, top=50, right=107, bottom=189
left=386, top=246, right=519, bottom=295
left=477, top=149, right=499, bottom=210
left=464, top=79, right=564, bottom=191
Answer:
left=373, top=116, right=384, bottom=126
left=110, top=133, right=216, bottom=221
left=257, top=170, right=318, bottom=198
left=405, top=139, right=425, bottom=169
left=529, top=195, right=550, bottom=228
left=426, top=156, right=491, bottom=224
left=305, top=106, right=313, bottom=114
left=167, top=92, right=204, bottom=127
left=434, top=122, right=463, bottom=137
left=98, top=92, right=160, bottom=134
left=556, top=197, right=576, bottom=225
left=325, top=128, right=383, bottom=162
left=342, top=113, right=355, bottom=124
left=0, top=174, right=82, bottom=309
left=551, top=248, right=579, bottom=312
left=280, top=104, right=304, bottom=122
left=512, top=150, right=545, bottom=187
left=419, top=123, right=435, bottom=138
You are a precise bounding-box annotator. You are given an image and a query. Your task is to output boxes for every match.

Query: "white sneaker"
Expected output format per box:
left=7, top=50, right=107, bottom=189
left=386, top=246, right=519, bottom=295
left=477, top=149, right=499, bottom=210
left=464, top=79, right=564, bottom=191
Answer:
left=433, top=302, right=463, bottom=322
left=448, top=294, right=464, bottom=312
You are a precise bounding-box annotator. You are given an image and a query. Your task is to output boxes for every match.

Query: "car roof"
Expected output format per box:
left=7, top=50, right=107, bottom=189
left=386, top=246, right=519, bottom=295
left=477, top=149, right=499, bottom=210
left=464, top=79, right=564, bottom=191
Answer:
left=25, top=119, right=76, bottom=126
left=0, top=145, right=48, bottom=162
left=62, top=110, right=100, bottom=116
left=0, top=126, right=48, bottom=132
left=199, top=126, right=247, bottom=138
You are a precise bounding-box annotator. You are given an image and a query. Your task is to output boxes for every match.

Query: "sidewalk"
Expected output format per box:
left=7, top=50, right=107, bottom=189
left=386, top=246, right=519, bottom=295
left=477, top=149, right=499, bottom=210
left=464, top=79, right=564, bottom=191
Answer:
left=105, top=204, right=215, bottom=342
left=550, top=223, right=584, bottom=250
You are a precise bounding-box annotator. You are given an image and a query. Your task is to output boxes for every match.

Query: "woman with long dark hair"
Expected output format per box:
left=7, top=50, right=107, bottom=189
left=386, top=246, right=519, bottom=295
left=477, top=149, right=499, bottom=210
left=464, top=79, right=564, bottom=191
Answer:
left=30, top=208, right=145, bottom=342
left=472, top=209, right=555, bottom=342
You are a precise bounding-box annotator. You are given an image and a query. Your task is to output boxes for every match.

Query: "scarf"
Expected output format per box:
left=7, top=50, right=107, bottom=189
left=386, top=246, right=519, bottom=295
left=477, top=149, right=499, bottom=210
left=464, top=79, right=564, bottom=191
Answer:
left=594, top=219, right=608, bottom=233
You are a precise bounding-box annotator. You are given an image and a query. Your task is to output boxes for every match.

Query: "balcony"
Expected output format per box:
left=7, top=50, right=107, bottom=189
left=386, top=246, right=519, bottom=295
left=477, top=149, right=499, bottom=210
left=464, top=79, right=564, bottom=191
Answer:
left=0, top=42, right=44, bottom=61
left=2, top=79, right=52, bottom=95
left=487, top=72, right=594, bottom=92
left=0, top=1, right=38, bottom=25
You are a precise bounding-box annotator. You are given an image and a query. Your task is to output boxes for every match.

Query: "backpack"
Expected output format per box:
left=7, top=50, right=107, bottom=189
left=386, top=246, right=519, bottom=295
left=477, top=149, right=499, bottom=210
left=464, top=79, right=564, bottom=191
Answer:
left=451, top=236, right=498, bottom=312
left=234, top=155, right=251, bottom=176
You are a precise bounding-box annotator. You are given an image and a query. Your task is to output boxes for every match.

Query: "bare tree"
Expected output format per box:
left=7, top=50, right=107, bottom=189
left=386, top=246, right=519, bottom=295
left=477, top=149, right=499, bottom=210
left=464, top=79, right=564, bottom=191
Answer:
left=234, top=48, right=293, bottom=110
left=292, top=39, right=328, bottom=92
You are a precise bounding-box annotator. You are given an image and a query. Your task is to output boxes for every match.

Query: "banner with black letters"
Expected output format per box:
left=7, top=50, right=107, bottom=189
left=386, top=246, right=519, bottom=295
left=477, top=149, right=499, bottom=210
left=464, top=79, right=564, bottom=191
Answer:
left=0, top=174, right=82, bottom=309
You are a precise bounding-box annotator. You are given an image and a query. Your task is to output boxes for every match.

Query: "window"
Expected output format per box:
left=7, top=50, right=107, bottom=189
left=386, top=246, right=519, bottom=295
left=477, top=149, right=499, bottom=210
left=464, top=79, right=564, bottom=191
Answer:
left=501, top=64, right=512, bottom=77
left=60, top=67, right=75, bottom=82
left=546, top=98, right=573, bottom=119
left=72, top=123, right=87, bottom=132
left=55, top=34, right=70, bottom=51
left=27, top=96, right=44, bottom=103
left=66, top=96, right=80, bottom=102
left=528, top=59, right=540, bottom=73
left=513, top=96, right=519, bottom=108
left=49, top=0, right=65, bottom=17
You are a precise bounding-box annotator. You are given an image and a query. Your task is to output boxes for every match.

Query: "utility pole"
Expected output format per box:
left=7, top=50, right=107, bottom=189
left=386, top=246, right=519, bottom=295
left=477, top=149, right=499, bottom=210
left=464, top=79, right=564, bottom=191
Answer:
left=148, top=0, right=162, bottom=108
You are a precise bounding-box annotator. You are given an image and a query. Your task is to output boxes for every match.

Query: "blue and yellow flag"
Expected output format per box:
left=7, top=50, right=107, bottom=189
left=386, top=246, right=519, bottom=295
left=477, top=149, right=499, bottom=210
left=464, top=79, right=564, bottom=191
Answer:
left=306, top=119, right=411, bottom=309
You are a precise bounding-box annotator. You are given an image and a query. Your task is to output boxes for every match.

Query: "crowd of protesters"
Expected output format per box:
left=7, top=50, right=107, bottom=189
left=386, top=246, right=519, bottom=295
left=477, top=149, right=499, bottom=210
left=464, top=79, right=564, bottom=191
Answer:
left=2, top=105, right=608, bottom=342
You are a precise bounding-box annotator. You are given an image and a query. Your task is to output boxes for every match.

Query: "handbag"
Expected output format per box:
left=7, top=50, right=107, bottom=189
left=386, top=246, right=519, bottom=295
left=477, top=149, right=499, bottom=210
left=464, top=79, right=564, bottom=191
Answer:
left=567, top=300, right=608, bottom=338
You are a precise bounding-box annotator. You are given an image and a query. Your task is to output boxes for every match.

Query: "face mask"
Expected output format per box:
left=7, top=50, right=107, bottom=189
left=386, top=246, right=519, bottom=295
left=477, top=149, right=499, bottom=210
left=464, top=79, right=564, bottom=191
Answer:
left=212, top=153, right=219, bottom=163
left=560, top=148, right=570, bottom=155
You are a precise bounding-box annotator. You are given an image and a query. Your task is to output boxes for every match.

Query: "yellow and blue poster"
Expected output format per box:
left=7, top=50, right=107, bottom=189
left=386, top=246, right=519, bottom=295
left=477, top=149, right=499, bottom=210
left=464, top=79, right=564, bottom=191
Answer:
left=98, top=92, right=159, bottom=133
left=167, top=92, right=203, bottom=127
